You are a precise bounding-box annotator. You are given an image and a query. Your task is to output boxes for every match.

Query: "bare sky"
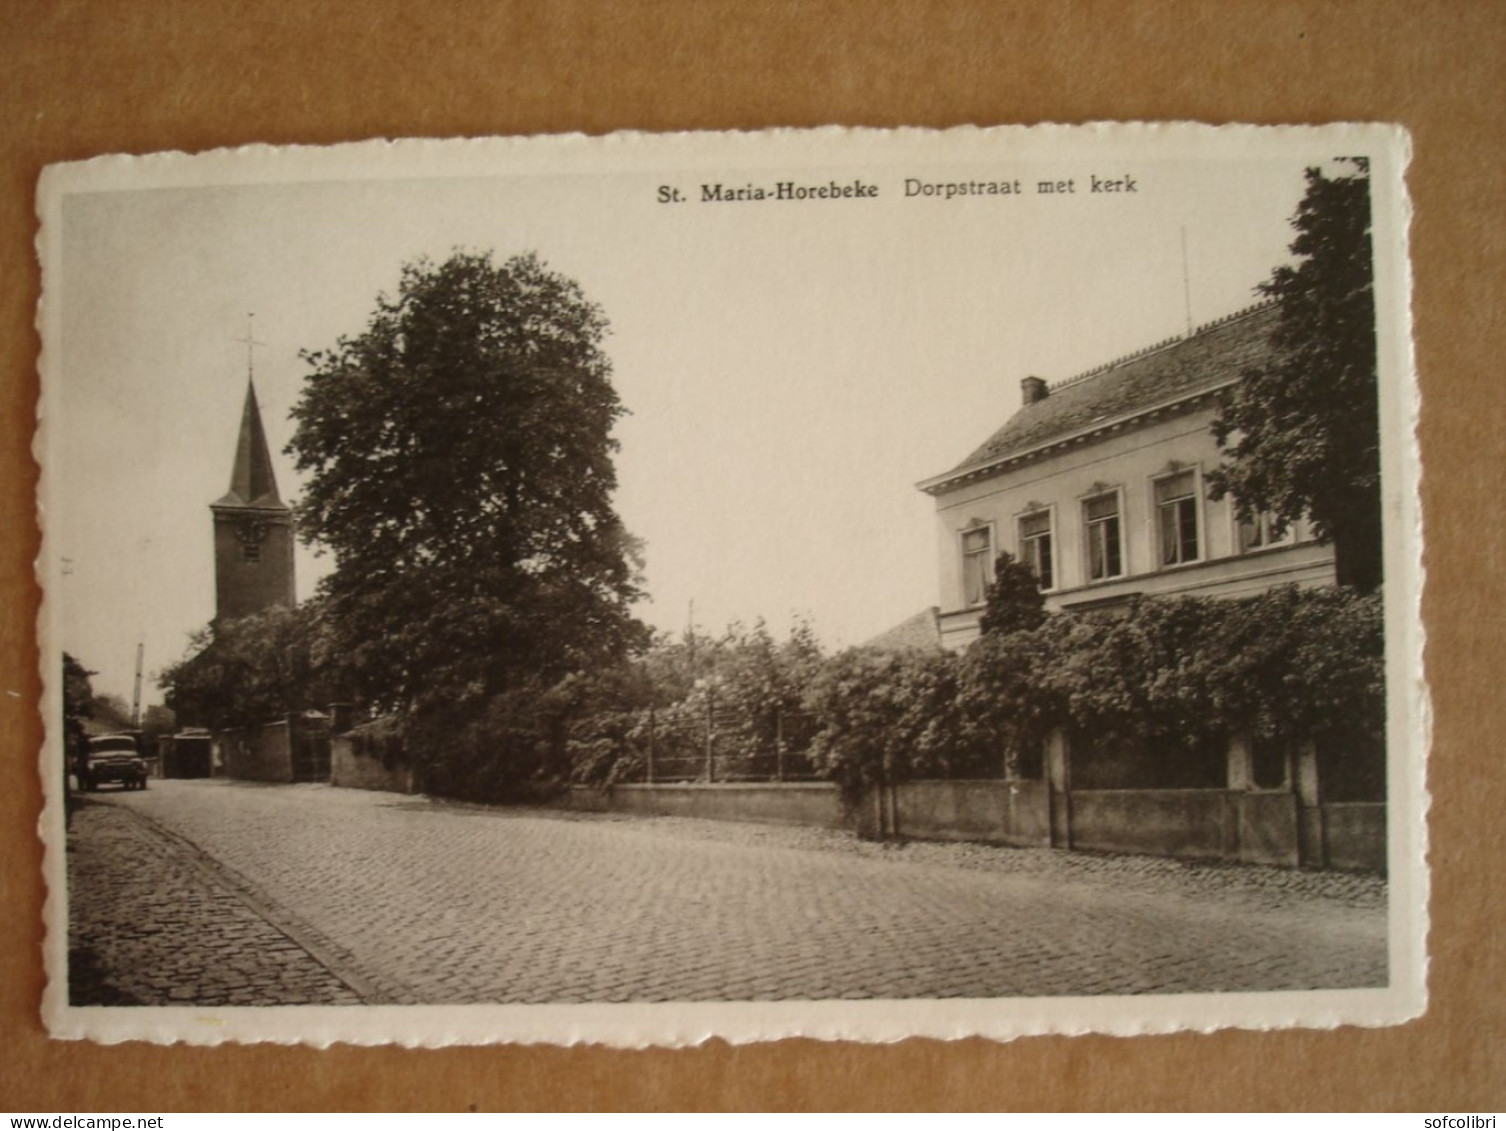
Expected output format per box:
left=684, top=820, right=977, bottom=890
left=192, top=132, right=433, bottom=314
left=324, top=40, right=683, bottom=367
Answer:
left=43, top=130, right=1337, bottom=703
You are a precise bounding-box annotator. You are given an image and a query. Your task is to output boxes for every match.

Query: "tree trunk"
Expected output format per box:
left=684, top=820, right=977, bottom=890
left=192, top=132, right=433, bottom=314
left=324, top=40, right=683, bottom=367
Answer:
left=1331, top=490, right=1384, bottom=594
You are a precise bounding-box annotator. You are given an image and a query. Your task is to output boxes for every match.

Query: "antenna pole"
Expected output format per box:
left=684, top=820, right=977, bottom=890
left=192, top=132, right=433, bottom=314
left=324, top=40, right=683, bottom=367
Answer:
left=1180, top=227, right=1193, bottom=336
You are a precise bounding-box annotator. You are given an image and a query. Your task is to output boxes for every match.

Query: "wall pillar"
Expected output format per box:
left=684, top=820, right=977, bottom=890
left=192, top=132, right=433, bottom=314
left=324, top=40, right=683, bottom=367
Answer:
left=1295, top=738, right=1327, bottom=868
left=1221, top=733, right=1253, bottom=859
left=1046, top=728, right=1072, bottom=849
left=1226, top=732, right=1254, bottom=790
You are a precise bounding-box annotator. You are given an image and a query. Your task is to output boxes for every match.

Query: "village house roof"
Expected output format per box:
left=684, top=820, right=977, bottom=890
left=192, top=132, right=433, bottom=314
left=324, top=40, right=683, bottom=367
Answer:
left=919, top=301, right=1279, bottom=496
left=860, top=607, right=943, bottom=653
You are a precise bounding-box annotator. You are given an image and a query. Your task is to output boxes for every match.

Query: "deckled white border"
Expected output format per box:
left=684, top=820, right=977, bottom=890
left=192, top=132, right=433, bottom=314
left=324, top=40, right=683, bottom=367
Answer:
left=36, top=122, right=1427, bottom=1047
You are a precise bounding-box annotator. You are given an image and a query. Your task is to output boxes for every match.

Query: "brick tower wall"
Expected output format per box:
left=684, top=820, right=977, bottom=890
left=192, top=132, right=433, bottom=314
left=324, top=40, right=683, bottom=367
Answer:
left=213, top=510, right=296, bottom=622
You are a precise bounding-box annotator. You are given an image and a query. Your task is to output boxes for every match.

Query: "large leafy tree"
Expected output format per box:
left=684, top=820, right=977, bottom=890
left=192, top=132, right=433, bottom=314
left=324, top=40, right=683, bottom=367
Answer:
left=288, top=251, right=647, bottom=715
left=62, top=652, right=97, bottom=771
left=159, top=603, right=331, bottom=730
left=62, top=652, right=96, bottom=720
left=1209, top=160, right=1382, bottom=592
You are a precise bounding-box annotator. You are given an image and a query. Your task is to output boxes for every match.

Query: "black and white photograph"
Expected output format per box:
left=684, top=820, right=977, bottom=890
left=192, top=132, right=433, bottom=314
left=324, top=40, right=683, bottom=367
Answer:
left=37, top=125, right=1424, bottom=1046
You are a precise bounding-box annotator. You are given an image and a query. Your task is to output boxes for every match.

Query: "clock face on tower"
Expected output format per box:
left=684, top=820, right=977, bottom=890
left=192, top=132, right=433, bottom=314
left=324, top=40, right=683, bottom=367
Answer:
left=231, top=517, right=272, bottom=563
left=233, top=518, right=270, bottom=547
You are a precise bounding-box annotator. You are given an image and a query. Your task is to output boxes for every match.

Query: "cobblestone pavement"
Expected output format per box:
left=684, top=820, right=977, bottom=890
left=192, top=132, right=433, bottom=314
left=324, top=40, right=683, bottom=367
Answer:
left=70, top=780, right=1388, bottom=1005
left=67, top=797, right=361, bottom=1005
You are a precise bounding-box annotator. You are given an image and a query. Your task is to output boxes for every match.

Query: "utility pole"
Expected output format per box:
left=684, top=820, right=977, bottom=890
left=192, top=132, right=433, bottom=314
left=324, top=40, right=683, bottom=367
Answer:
left=130, top=641, right=144, bottom=729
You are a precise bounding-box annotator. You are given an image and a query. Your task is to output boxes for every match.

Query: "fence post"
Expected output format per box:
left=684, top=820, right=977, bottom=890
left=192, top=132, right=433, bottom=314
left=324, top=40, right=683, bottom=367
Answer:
left=646, top=708, right=656, bottom=785
left=775, top=707, right=785, bottom=782
left=705, top=685, right=715, bottom=783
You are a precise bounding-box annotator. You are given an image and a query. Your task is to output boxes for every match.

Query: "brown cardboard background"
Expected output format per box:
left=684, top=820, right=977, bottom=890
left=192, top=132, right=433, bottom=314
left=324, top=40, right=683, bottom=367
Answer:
left=1, top=0, right=1500, bottom=1111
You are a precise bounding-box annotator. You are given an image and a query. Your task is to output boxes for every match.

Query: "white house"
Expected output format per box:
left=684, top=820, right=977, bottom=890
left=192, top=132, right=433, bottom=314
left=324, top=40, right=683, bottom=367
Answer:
left=918, top=302, right=1335, bottom=651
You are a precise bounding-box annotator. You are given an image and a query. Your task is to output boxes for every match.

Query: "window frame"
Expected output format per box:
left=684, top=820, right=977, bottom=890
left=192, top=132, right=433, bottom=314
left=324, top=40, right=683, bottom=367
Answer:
left=1235, top=508, right=1297, bottom=554
left=1014, top=504, right=1057, bottom=593
left=1151, top=466, right=1204, bottom=569
left=1080, top=487, right=1126, bottom=583
left=958, top=522, right=996, bottom=608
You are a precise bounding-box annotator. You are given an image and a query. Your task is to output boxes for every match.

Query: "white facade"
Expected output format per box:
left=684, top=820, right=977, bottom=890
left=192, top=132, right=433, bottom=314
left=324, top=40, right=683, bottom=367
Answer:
left=920, top=307, right=1335, bottom=651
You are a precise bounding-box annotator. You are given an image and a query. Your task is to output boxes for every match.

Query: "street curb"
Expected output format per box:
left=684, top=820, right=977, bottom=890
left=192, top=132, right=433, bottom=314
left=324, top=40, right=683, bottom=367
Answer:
left=97, top=796, right=421, bottom=1006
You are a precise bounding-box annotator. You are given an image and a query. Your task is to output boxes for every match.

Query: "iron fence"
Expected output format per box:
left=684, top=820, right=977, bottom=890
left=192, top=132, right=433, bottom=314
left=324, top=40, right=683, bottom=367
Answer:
left=614, top=705, right=823, bottom=784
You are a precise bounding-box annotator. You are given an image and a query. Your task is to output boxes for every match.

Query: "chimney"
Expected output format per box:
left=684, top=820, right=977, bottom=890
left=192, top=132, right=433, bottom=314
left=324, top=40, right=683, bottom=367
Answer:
left=1021, top=376, right=1049, bottom=406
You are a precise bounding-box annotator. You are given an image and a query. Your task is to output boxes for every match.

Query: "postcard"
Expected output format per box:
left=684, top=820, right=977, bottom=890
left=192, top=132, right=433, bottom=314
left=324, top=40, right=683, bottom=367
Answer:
left=36, top=123, right=1424, bottom=1045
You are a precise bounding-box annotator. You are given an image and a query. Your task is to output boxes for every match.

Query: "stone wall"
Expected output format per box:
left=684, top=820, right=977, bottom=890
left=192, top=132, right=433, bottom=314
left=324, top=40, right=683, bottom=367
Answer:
left=1321, top=802, right=1387, bottom=874
left=558, top=782, right=845, bottom=829
left=218, top=722, right=292, bottom=782
left=533, top=728, right=1388, bottom=874
left=852, top=779, right=1050, bottom=847
left=1067, top=788, right=1233, bottom=859
left=331, top=733, right=417, bottom=794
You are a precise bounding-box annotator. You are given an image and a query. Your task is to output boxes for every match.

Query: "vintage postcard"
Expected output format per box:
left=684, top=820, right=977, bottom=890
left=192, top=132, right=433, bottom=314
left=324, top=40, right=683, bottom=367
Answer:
left=36, top=123, right=1425, bottom=1046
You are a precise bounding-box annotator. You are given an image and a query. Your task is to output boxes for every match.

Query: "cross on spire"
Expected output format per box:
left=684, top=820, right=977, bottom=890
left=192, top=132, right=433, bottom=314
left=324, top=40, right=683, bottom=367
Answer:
left=231, top=312, right=267, bottom=380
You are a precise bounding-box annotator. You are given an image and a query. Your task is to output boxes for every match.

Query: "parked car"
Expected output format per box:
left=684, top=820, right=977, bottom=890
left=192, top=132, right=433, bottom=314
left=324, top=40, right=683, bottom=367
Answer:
left=78, top=734, right=148, bottom=791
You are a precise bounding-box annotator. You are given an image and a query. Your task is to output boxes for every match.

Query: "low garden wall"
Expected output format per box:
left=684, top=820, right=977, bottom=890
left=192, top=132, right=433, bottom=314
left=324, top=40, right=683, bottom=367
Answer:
left=218, top=721, right=292, bottom=782
left=331, top=733, right=418, bottom=794
left=1067, top=788, right=1234, bottom=860
left=557, top=782, right=846, bottom=829
left=1321, top=802, right=1387, bottom=874
left=852, top=779, right=1051, bottom=847
left=554, top=772, right=1382, bottom=874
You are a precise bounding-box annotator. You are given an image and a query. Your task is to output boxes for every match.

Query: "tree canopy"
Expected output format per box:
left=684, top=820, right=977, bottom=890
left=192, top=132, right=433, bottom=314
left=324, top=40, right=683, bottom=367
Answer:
left=63, top=652, right=95, bottom=719
left=978, top=550, right=1047, bottom=638
left=159, top=603, right=331, bottom=730
left=1208, top=160, right=1382, bottom=591
left=287, top=251, right=647, bottom=714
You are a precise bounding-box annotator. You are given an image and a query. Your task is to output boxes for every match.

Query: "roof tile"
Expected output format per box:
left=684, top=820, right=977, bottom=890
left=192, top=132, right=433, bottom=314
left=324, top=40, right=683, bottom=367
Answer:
left=944, top=302, right=1278, bottom=481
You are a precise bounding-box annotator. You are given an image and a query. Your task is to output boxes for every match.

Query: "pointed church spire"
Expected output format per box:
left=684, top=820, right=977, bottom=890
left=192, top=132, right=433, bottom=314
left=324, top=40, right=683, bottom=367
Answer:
left=212, top=318, right=295, bottom=622
left=219, top=379, right=285, bottom=508
left=215, top=380, right=285, bottom=508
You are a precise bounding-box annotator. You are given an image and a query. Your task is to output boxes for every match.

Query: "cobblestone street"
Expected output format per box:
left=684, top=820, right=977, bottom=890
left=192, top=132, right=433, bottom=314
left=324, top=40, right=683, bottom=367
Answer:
left=67, top=780, right=1388, bottom=1005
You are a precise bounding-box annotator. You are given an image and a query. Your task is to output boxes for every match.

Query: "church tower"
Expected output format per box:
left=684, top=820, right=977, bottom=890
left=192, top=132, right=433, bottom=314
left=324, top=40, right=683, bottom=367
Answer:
left=212, top=379, right=296, bottom=622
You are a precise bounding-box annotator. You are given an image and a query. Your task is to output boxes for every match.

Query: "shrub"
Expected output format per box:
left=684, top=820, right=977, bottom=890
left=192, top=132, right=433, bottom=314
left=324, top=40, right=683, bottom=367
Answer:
left=400, top=586, right=1385, bottom=807
left=801, top=648, right=968, bottom=805
left=804, top=585, right=1384, bottom=803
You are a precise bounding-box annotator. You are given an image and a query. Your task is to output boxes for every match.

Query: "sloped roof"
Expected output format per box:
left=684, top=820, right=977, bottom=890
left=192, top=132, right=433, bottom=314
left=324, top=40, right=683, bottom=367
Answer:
left=924, top=302, right=1278, bottom=494
left=860, top=607, right=943, bottom=653
left=213, top=379, right=288, bottom=511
